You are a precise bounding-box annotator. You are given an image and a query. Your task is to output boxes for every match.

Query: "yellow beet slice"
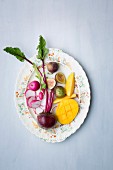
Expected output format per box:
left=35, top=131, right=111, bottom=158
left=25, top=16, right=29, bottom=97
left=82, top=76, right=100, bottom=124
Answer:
left=53, top=94, right=76, bottom=104
left=56, top=99, right=79, bottom=124
left=65, top=72, right=75, bottom=96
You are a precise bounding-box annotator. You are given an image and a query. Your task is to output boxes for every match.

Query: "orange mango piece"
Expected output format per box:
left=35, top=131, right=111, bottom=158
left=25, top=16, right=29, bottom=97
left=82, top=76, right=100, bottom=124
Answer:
left=65, top=72, right=75, bottom=96
left=56, top=99, right=79, bottom=124
left=53, top=93, right=76, bottom=104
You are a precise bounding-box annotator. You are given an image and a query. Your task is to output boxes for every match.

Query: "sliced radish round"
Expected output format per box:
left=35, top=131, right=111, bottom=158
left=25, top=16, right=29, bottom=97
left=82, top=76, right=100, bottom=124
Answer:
left=25, top=89, right=36, bottom=98
left=26, top=96, right=36, bottom=108
left=30, top=100, right=41, bottom=108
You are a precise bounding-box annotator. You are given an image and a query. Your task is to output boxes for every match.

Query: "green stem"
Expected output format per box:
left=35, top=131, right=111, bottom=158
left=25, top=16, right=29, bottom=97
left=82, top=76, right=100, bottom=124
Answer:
left=25, top=57, right=43, bottom=77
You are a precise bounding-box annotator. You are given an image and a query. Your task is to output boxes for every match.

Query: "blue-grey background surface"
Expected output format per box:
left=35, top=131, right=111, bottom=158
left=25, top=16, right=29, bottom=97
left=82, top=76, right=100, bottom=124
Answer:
left=0, top=0, right=113, bottom=170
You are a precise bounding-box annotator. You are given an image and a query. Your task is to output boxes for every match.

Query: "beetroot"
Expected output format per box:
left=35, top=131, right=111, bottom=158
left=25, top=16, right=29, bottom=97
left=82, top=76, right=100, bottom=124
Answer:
left=37, top=113, right=56, bottom=129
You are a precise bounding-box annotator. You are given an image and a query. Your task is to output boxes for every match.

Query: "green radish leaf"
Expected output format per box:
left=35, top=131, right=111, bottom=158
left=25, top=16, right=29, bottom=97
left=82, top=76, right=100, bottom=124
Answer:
left=41, top=83, right=46, bottom=89
left=36, top=35, right=49, bottom=60
left=33, top=63, right=42, bottom=83
left=4, top=47, right=25, bottom=62
left=33, top=63, right=40, bottom=77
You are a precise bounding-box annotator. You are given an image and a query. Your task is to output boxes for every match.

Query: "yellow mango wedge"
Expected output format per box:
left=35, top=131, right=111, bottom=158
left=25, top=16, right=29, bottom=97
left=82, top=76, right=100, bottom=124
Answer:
left=53, top=93, right=76, bottom=104
left=65, top=72, right=75, bottom=96
left=56, top=99, right=79, bottom=124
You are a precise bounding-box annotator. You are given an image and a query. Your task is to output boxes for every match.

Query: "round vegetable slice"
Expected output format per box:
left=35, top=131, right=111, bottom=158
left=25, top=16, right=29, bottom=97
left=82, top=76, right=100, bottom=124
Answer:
left=30, top=100, right=41, bottom=108
left=26, top=96, right=36, bottom=108
left=25, top=89, right=36, bottom=98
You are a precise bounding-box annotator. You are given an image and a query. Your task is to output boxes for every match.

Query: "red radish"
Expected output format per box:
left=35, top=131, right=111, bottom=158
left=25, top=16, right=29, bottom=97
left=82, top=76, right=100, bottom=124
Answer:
left=39, top=92, right=44, bottom=100
left=28, top=81, right=40, bottom=91
left=4, top=36, right=55, bottom=119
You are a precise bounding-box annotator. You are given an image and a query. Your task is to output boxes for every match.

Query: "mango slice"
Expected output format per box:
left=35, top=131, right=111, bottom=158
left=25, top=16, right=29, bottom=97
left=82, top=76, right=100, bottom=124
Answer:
left=56, top=99, right=79, bottom=124
left=53, top=94, right=76, bottom=104
left=65, top=72, right=75, bottom=96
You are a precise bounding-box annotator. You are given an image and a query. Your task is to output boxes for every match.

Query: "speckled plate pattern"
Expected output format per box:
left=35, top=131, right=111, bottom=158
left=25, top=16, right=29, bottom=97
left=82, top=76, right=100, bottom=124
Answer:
left=15, top=48, right=91, bottom=143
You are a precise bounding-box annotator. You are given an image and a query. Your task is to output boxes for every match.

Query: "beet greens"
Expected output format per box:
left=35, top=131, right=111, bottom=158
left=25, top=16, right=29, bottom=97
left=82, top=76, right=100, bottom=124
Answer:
left=4, top=35, right=54, bottom=113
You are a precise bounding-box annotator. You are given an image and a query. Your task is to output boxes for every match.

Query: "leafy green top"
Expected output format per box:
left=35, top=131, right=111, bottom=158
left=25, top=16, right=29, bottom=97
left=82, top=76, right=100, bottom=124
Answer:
left=3, top=35, right=48, bottom=89
left=3, top=47, right=25, bottom=62
left=33, top=63, right=46, bottom=89
left=37, top=35, right=49, bottom=60
left=3, top=35, right=48, bottom=62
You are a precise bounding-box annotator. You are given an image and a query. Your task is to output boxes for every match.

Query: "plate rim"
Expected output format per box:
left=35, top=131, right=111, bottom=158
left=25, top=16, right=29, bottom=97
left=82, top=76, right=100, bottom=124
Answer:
left=14, top=48, right=91, bottom=143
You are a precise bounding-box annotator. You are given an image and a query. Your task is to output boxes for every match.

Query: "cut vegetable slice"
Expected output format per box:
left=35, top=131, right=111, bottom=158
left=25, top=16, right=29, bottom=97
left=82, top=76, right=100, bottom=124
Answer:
left=30, top=100, right=41, bottom=108
left=26, top=96, right=36, bottom=108
left=25, top=89, right=36, bottom=98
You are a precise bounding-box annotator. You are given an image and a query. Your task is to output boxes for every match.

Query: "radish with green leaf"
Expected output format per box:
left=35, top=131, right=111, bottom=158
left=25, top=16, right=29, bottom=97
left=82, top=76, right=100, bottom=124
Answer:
left=4, top=35, right=56, bottom=129
left=28, top=80, right=40, bottom=91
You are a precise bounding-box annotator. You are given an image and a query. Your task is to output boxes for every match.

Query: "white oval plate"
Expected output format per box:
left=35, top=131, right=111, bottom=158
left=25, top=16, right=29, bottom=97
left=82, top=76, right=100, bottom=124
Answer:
left=15, top=48, right=91, bottom=143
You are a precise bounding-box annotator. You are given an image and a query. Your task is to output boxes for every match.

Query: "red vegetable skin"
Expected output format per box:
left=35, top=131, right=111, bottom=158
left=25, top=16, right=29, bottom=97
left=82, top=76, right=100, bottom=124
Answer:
left=45, top=89, right=48, bottom=112
left=49, top=89, right=54, bottom=112
left=28, top=81, right=40, bottom=91
left=41, top=89, right=45, bottom=94
left=26, top=96, right=36, bottom=108
left=39, top=92, right=44, bottom=100
left=37, top=113, right=56, bottom=129
left=46, top=89, right=54, bottom=113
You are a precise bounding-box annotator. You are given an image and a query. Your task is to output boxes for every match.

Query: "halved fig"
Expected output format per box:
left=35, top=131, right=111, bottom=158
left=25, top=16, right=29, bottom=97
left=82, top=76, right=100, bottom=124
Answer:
left=47, top=78, right=56, bottom=89
left=55, top=72, right=66, bottom=84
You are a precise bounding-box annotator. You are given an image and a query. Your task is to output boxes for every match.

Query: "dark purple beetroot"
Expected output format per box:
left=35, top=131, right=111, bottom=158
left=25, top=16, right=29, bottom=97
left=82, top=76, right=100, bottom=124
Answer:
left=37, top=113, right=56, bottom=129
